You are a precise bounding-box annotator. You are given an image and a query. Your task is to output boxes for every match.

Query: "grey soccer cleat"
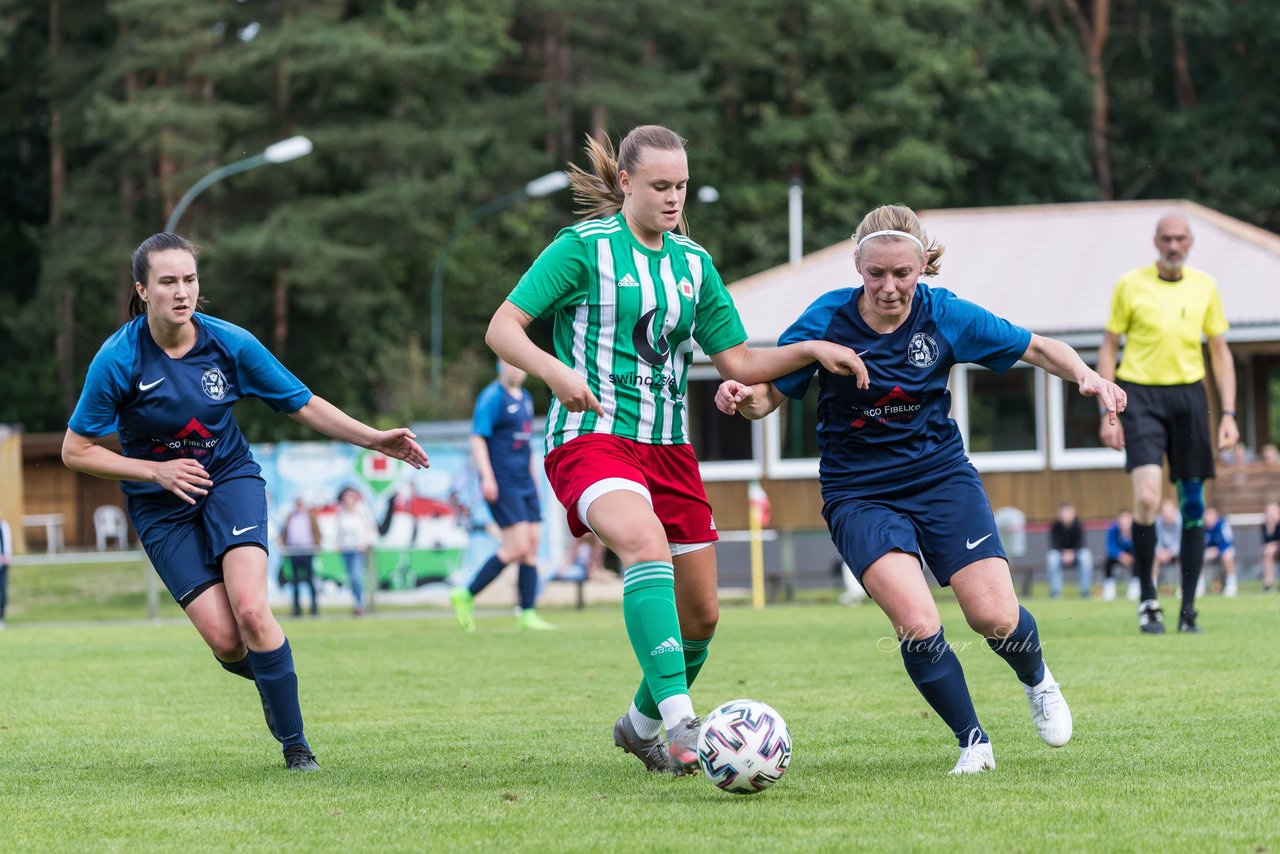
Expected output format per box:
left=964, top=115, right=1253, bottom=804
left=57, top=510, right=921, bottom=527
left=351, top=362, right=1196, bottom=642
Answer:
left=665, top=716, right=702, bottom=777
left=613, top=715, right=670, bottom=772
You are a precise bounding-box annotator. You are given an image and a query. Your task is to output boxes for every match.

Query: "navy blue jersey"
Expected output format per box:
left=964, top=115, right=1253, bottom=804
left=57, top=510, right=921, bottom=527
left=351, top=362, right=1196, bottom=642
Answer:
left=774, top=283, right=1031, bottom=498
left=472, top=380, right=535, bottom=485
left=68, top=314, right=311, bottom=499
left=1205, top=516, right=1234, bottom=552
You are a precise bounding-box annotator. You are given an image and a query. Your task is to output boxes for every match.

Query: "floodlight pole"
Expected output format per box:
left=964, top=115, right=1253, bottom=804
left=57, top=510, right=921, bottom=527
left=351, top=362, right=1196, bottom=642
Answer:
left=164, top=135, right=314, bottom=233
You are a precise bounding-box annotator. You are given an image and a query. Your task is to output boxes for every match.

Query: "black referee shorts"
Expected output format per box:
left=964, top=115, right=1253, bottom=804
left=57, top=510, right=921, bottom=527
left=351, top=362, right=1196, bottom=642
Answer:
left=1119, top=381, right=1216, bottom=481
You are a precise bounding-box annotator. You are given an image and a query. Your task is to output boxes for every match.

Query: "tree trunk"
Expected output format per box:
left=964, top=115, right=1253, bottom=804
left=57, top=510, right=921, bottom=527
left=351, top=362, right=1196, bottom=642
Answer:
left=1170, top=12, right=1197, bottom=110
left=117, top=19, right=138, bottom=325
left=543, top=13, right=558, bottom=160
left=272, top=268, right=288, bottom=352
left=157, top=70, right=177, bottom=223
left=273, top=0, right=292, bottom=353
left=1058, top=0, right=1113, bottom=199
left=50, top=0, right=75, bottom=414
left=1085, top=0, right=1112, bottom=199
left=558, top=15, right=574, bottom=160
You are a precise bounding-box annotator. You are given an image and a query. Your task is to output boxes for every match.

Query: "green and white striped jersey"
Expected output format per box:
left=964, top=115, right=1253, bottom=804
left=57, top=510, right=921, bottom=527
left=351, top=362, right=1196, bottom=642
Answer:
left=508, top=213, right=747, bottom=451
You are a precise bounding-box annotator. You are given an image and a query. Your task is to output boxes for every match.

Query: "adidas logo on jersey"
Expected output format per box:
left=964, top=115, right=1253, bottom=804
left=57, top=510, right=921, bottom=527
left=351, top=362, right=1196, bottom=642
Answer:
left=650, top=636, right=681, bottom=656
left=618, top=273, right=640, bottom=288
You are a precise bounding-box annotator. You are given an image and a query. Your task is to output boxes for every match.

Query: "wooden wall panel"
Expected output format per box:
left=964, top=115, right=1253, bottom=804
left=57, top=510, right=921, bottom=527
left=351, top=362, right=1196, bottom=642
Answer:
left=0, top=428, right=27, bottom=552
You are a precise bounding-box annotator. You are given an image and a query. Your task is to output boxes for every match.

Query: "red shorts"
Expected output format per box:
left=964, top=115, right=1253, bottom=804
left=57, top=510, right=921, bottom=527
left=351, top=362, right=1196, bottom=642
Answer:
left=543, top=433, right=718, bottom=545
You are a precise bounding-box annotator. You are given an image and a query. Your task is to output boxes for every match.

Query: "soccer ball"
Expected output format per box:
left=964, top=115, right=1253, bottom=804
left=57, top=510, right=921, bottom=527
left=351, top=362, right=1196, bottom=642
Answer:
left=697, top=699, right=792, bottom=794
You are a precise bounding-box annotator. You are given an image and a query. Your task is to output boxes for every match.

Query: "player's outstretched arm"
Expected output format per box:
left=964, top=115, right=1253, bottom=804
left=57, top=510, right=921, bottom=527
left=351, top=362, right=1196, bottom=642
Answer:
left=710, top=341, right=869, bottom=389
left=62, top=429, right=212, bottom=504
left=1021, top=334, right=1127, bottom=424
left=716, top=381, right=784, bottom=420
left=289, top=396, right=430, bottom=469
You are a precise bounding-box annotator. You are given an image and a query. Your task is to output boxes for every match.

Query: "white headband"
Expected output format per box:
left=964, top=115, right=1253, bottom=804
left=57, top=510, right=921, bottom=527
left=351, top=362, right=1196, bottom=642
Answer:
left=855, top=229, right=925, bottom=252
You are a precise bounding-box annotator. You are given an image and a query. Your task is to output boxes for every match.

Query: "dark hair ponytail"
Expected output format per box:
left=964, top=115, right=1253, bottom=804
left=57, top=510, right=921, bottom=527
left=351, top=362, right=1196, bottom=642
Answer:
left=129, top=232, right=198, bottom=318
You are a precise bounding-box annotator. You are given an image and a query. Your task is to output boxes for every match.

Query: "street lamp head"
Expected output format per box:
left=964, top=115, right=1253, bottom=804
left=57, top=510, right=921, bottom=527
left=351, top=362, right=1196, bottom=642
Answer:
left=524, top=170, right=571, bottom=199
left=263, top=135, right=314, bottom=164
left=697, top=185, right=720, bottom=204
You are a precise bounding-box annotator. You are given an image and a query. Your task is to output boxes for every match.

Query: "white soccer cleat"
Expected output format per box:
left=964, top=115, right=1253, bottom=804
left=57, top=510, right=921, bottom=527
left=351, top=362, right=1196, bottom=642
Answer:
left=1224, top=576, right=1238, bottom=597
left=1102, top=578, right=1117, bottom=601
left=1024, top=668, right=1073, bottom=747
left=949, top=733, right=995, bottom=775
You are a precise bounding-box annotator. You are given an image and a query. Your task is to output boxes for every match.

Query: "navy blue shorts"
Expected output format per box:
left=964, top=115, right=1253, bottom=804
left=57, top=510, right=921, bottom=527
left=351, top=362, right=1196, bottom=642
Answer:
left=487, top=482, right=541, bottom=529
left=127, top=475, right=270, bottom=607
left=822, top=462, right=1005, bottom=587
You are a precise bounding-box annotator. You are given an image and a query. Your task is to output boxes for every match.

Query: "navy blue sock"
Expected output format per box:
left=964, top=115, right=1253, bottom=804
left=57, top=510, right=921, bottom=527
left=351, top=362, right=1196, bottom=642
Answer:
left=248, top=639, right=308, bottom=751
left=900, top=628, right=986, bottom=747
left=217, top=653, right=256, bottom=682
left=468, top=554, right=506, bottom=596
left=517, top=564, right=538, bottom=610
left=1133, top=522, right=1157, bottom=601
left=985, top=605, right=1046, bottom=686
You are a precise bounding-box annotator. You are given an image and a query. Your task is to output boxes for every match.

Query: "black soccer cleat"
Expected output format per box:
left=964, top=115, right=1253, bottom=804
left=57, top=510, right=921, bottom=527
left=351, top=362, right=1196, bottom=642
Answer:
left=1138, top=599, right=1166, bottom=635
left=1177, top=608, right=1203, bottom=634
left=284, top=745, right=321, bottom=772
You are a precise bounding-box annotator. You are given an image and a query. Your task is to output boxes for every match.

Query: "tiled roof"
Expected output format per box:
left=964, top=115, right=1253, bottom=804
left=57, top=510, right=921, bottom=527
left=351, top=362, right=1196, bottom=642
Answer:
left=725, top=199, right=1280, bottom=345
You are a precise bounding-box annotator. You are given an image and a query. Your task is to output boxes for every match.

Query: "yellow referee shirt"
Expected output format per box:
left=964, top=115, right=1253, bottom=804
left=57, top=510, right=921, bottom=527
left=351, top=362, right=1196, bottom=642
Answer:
left=1106, top=263, right=1228, bottom=385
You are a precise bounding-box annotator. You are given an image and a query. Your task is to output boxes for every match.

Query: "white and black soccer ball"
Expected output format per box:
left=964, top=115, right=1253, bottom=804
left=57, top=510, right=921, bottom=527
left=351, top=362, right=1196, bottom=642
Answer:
left=697, top=699, right=792, bottom=794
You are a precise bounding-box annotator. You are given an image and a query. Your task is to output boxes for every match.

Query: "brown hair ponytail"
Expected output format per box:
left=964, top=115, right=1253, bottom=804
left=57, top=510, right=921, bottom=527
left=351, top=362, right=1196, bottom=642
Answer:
left=567, top=125, right=689, bottom=231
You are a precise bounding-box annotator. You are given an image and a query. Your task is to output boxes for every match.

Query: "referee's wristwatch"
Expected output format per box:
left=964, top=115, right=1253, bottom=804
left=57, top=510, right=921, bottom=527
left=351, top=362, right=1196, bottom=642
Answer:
left=1222, top=409, right=1237, bottom=418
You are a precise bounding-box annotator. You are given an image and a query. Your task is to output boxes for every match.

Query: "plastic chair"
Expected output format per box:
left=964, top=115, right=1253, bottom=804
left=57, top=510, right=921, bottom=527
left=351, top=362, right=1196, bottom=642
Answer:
left=94, top=504, right=129, bottom=550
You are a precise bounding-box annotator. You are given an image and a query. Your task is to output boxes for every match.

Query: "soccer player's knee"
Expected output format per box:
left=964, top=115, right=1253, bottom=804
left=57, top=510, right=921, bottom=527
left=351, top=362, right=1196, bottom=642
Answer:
left=230, top=598, right=273, bottom=639
left=896, top=615, right=941, bottom=642
left=1134, top=482, right=1162, bottom=518
left=685, top=603, right=718, bottom=639
left=608, top=526, right=669, bottom=563
left=208, top=633, right=246, bottom=662
left=969, top=604, right=1020, bottom=639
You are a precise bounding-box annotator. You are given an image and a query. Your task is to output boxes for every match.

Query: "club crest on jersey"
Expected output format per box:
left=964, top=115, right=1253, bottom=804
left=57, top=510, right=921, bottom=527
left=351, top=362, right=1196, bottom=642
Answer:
left=678, top=277, right=693, bottom=299
left=907, top=332, right=939, bottom=368
left=632, top=307, right=671, bottom=367
left=201, top=368, right=229, bottom=400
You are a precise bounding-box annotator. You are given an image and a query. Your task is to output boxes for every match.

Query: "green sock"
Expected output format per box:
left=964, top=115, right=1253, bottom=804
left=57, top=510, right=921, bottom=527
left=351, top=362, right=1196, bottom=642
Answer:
left=622, top=561, right=687, bottom=707
left=635, top=634, right=713, bottom=720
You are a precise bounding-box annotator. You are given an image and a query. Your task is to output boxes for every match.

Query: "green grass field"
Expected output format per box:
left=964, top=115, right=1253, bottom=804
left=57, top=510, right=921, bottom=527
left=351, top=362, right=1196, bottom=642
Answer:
left=2, top=577, right=1278, bottom=852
